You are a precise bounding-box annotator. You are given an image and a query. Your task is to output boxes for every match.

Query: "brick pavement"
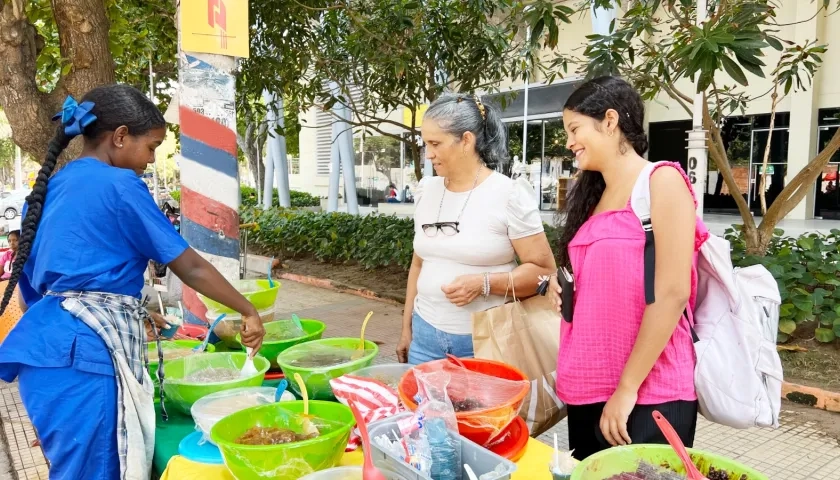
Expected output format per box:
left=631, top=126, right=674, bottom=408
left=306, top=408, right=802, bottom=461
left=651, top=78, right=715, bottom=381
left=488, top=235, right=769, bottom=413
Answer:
left=0, top=279, right=838, bottom=479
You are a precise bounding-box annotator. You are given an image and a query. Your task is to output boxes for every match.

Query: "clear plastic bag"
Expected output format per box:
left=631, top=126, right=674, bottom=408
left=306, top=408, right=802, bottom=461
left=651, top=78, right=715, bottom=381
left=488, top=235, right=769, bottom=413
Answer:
left=414, top=369, right=462, bottom=480
left=411, top=359, right=529, bottom=445
left=263, top=318, right=307, bottom=342
left=148, top=342, right=196, bottom=362
left=276, top=342, right=378, bottom=400
left=191, top=387, right=279, bottom=444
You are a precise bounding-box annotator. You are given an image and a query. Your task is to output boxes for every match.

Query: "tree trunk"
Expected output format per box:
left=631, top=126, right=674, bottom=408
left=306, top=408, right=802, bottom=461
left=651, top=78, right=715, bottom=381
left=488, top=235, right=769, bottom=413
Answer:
left=0, top=0, right=115, bottom=163
left=759, top=86, right=780, bottom=215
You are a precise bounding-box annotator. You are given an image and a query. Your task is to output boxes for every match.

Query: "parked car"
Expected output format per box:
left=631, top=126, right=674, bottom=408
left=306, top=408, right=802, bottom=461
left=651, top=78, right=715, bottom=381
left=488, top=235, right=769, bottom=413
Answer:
left=0, top=189, right=30, bottom=220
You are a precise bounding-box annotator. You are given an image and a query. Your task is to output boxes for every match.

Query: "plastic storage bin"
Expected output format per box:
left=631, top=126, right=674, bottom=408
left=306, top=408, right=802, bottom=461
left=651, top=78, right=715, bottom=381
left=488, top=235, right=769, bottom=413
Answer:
left=299, top=466, right=409, bottom=480
left=367, top=412, right=517, bottom=480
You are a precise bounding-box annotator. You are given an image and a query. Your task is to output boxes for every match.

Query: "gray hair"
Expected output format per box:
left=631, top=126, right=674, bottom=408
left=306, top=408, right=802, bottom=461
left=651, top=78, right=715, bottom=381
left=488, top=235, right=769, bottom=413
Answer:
left=423, top=93, right=508, bottom=169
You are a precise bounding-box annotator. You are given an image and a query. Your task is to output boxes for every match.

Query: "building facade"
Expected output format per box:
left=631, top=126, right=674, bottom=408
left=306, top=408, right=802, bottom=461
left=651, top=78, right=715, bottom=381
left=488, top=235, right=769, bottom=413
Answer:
left=291, top=1, right=840, bottom=221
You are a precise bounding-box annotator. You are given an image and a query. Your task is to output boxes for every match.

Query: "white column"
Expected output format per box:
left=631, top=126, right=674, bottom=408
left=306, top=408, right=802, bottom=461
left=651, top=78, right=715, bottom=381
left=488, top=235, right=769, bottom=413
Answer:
left=785, top=1, right=824, bottom=220
left=687, top=0, right=709, bottom=218
left=14, top=146, right=22, bottom=190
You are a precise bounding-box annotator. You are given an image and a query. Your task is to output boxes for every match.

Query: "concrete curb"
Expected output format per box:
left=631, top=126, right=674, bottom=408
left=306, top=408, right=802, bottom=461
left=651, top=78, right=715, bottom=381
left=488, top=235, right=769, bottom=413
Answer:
left=782, top=381, right=840, bottom=413
left=276, top=272, right=404, bottom=307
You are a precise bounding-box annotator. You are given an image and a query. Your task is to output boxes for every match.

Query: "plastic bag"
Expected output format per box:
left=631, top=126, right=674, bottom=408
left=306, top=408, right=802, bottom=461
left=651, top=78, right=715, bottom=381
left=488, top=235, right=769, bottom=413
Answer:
left=410, top=359, right=529, bottom=445
left=191, top=387, right=279, bottom=444
left=330, top=375, right=404, bottom=451
left=277, top=342, right=378, bottom=400
left=264, top=318, right=307, bottom=342
left=414, top=369, right=462, bottom=480
left=148, top=342, right=196, bottom=362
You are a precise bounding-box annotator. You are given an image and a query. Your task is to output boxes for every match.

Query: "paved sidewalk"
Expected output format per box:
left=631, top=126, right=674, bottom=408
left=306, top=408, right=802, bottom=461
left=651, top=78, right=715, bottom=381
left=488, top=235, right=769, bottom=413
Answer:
left=1, top=280, right=839, bottom=479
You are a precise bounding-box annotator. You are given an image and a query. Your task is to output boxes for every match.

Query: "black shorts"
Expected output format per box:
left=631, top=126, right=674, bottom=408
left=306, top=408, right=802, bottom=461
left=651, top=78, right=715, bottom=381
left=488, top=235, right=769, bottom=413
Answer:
left=566, top=400, right=698, bottom=461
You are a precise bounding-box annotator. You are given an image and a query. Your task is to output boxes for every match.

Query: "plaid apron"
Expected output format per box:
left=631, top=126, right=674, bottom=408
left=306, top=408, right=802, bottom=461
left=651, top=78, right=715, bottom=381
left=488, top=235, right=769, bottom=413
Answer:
left=47, top=291, right=161, bottom=480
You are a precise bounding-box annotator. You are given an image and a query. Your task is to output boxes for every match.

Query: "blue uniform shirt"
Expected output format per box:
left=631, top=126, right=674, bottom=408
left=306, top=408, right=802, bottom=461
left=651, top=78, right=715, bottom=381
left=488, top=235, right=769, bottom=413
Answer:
left=0, top=158, right=188, bottom=378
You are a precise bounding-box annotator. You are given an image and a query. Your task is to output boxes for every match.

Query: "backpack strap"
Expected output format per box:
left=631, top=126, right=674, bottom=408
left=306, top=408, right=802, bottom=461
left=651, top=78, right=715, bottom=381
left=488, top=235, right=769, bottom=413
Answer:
left=629, top=162, right=659, bottom=305
left=630, top=162, right=699, bottom=343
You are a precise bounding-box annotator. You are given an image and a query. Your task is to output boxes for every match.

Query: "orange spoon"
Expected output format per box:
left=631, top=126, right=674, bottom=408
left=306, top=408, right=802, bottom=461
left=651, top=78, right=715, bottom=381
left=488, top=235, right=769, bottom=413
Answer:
left=349, top=402, right=387, bottom=480
left=652, top=410, right=708, bottom=480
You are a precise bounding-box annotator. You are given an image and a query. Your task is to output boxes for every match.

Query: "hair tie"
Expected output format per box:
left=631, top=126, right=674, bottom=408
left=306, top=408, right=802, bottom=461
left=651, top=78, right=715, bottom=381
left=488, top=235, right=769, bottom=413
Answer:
left=52, top=96, right=97, bottom=137
left=472, top=94, right=487, bottom=122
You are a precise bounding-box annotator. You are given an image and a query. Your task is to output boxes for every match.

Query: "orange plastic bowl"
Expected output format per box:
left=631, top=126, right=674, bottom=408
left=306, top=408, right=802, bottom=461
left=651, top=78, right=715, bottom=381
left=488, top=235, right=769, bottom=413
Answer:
left=398, top=358, right=530, bottom=446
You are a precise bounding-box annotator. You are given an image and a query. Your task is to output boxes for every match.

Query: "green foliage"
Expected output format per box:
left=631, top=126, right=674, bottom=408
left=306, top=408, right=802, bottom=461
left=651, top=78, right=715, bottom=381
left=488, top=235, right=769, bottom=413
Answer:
left=725, top=226, right=840, bottom=343
left=240, top=186, right=320, bottom=208
left=169, top=190, right=180, bottom=203
left=240, top=207, right=415, bottom=270
left=240, top=206, right=564, bottom=272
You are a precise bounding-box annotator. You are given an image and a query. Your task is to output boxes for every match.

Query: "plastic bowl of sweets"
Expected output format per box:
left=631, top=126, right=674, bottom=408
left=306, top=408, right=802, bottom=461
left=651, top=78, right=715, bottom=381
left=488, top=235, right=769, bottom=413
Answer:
left=276, top=338, right=379, bottom=401
left=146, top=340, right=216, bottom=396
left=198, top=279, right=280, bottom=313
left=236, top=318, right=326, bottom=369
left=205, top=306, right=278, bottom=349
left=570, top=444, right=769, bottom=480
left=162, top=352, right=270, bottom=414
left=211, top=400, right=355, bottom=480
left=398, top=357, right=530, bottom=447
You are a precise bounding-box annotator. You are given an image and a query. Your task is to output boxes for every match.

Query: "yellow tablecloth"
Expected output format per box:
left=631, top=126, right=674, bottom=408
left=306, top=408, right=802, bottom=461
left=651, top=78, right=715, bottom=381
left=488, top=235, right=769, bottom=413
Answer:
left=160, top=437, right=556, bottom=479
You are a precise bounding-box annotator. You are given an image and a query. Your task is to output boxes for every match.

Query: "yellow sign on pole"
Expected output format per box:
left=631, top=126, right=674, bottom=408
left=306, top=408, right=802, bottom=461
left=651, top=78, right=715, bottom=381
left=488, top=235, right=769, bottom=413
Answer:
left=402, top=104, right=429, bottom=128
left=181, top=0, right=249, bottom=58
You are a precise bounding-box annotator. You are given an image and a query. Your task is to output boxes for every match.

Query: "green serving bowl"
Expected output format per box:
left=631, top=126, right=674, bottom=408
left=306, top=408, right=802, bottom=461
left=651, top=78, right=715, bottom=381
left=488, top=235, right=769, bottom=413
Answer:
left=236, top=319, right=326, bottom=369
left=162, top=352, right=270, bottom=414
left=571, top=444, right=768, bottom=479
left=211, top=400, right=355, bottom=480
left=198, top=279, right=280, bottom=313
left=276, top=338, right=379, bottom=401
left=147, top=340, right=216, bottom=396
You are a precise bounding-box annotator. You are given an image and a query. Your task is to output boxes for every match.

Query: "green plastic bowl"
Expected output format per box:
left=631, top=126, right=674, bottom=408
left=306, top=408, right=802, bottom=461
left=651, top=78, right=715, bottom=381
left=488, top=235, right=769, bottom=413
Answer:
left=236, top=319, right=326, bottom=369
left=571, top=444, right=769, bottom=479
left=198, top=279, right=280, bottom=313
left=211, top=400, right=355, bottom=480
left=147, top=341, right=216, bottom=396
left=162, top=352, right=270, bottom=414
left=276, top=338, right=379, bottom=401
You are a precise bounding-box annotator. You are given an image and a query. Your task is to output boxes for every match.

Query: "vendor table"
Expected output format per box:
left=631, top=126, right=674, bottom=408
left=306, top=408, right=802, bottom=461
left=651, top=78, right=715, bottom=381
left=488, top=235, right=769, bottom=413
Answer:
left=153, top=403, right=557, bottom=480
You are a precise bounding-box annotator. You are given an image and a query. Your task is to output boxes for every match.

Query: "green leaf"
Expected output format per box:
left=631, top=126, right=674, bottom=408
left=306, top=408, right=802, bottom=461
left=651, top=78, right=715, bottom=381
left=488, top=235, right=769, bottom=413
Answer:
left=778, top=319, right=797, bottom=335
left=720, top=55, right=748, bottom=86
left=815, top=328, right=836, bottom=343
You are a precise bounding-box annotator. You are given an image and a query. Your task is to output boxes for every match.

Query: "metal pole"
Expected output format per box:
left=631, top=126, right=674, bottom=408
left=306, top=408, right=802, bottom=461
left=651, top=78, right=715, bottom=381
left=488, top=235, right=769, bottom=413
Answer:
left=522, top=28, right=531, bottom=172
left=149, top=56, right=160, bottom=205
left=687, top=0, right=709, bottom=218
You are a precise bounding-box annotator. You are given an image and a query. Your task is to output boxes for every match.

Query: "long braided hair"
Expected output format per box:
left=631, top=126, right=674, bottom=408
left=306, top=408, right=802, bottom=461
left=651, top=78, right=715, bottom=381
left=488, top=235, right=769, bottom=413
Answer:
left=0, top=84, right=165, bottom=315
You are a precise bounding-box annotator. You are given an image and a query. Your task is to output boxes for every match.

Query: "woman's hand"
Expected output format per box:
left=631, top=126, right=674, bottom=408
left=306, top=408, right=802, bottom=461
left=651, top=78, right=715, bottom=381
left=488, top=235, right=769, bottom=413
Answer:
left=396, top=330, right=411, bottom=363
left=600, top=385, right=637, bottom=447
left=240, top=310, right=266, bottom=353
left=441, top=274, right=483, bottom=307
left=146, top=311, right=192, bottom=341
left=547, top=275, right=562, bottom=315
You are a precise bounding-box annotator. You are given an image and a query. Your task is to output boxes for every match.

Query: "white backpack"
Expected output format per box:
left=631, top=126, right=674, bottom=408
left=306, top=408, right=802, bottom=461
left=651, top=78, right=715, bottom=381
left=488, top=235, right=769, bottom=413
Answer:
left=630, top=162, right=783, bottom=429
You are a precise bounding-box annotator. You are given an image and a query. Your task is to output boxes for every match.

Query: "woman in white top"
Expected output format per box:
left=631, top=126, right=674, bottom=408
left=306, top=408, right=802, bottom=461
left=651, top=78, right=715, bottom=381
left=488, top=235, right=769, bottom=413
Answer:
left=397, top=93, right=556, bottom=364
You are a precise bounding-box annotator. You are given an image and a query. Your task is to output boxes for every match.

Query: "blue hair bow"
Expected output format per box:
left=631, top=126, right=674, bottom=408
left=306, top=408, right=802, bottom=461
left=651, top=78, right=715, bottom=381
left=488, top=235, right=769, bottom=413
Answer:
left=52, top=96, right=97, bottom=137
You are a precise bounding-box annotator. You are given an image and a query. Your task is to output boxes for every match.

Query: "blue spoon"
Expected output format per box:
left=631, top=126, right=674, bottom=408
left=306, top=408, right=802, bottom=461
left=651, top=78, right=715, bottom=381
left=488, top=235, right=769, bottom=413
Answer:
left=193, top=313, right=226, bottom=353
left=275, top=379, right=289, bottom=402
left=268, top=259, right=275, bottom=288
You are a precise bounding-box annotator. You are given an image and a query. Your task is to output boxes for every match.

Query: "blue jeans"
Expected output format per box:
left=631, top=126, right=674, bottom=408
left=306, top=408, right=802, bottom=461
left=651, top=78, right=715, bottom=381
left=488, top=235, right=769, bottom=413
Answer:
left=408, top=311, right=474, bottom=365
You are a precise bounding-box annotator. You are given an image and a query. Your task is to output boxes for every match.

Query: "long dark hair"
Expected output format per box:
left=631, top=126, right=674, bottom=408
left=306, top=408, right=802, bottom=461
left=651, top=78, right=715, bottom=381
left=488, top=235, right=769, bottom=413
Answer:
left=555, top=76, right=649, bottom=268
left=0, top=84, right=165, bottom=315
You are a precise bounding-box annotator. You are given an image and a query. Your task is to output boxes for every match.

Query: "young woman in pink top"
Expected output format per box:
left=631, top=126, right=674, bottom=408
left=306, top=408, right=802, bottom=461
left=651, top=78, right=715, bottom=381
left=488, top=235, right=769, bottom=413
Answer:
left=548, top=77, right=707, bottom=460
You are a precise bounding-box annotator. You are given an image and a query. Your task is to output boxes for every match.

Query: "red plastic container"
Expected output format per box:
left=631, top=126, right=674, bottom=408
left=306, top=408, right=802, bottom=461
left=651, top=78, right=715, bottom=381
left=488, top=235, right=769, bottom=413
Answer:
left=488, top=416, right=529, bottom=462
left=178, top=323, right=208, bottom=340
left=398, top=357, right=530, bottom=447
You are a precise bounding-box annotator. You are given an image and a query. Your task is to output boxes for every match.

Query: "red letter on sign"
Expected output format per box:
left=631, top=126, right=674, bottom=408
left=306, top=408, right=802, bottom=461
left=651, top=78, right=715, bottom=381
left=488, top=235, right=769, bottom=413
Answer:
left=207, top=0, right=217, bottom=27
left=217, top=0, right=227, bottom=31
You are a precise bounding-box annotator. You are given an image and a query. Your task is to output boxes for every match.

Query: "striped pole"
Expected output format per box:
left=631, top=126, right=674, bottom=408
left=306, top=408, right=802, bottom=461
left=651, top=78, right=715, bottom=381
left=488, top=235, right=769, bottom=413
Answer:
left=178, top=54, right=240, bottom=326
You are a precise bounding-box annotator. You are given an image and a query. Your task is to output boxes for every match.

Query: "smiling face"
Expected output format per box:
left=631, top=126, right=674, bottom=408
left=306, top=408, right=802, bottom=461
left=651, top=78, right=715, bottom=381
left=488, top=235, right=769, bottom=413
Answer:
left=110, top=126, right=167, bottom=175
left=421, top=118, right=475, bottom=177
left=563, top=109, right=621, bottom=172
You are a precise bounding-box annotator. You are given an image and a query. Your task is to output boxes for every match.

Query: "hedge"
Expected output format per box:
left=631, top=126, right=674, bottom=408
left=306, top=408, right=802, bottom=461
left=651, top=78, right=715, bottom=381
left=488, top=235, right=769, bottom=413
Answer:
left=168, top=187, right=320, bottom=209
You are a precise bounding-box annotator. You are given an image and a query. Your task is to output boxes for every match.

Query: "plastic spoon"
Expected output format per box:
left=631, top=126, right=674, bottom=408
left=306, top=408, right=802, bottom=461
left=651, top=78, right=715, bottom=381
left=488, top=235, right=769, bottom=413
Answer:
left=291, top=314, right=303, bottom=330
left=293, top=373, right=319, bottom=436
left=267, top=259, right=275, bottom=288
left=241, top=347, right=259, bottom=377
left=349, top=402, right=387, bottom=480
left=274, top=378, right=289, bottom=402
left=652, top=411, right=708, bottom=480
left=193, top=314, right=226, bottom=353
left=352, top=311, right=374, bottom=360
left=464, top=464, right=478, bottom=480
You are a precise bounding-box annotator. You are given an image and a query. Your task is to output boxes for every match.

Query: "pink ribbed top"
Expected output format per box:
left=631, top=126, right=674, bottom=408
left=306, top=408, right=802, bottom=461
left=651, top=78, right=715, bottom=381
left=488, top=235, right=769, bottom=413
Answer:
left=556, top=162, right=708, bottom=405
